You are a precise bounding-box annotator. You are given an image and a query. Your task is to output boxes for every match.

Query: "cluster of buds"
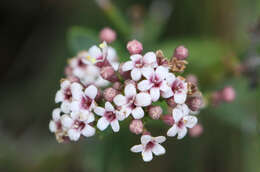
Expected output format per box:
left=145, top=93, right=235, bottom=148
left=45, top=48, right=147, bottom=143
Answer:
left=49, top=28, right=205, bottom=162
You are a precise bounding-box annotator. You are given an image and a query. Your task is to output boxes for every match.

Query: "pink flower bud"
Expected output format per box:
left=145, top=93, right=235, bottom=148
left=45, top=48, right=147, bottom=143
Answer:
left=166, top=97, right=177, bottom=108
left=221, top=86, right=236, bottom=102
left=162, top=115, right=174, bottom=126
left=103, top=87, right=118, bottom=102
left=186, top=96, right=202, bottom=112
left=100, top=66, right=118, bottom=82
left=174, top=45, right=189, bottom=60
left=129, top=119, right=143, bottom=135
left=148, top=106, right=163, bottom=120
left=189, top=124, right=203, bottom=138
left=119, top=63, right=131, bottom=79
left=99, top=27, right=116, bottom=43
left=112, top=82, right=122, bottom=90
left=186, top=74, right=198, bottom=86
left=142, top=130, right=151, bottom=136
left=124, top=79, right=136, bottom=87
left=126, top=40, right=143, bottom=54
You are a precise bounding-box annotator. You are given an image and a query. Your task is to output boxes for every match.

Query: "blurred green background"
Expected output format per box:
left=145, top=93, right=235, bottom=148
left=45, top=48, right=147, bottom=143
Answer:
left=0, top=0, right=260, bottom=171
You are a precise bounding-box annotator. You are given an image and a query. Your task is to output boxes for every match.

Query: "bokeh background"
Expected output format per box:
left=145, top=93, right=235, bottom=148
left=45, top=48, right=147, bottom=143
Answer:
left=0, top=0, right=260, bottom=171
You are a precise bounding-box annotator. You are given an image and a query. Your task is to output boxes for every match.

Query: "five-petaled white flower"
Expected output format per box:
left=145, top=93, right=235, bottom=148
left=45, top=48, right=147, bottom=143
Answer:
left=113, top=84, right=152, bottom=120
left=61, top=111, right=96, bottom=141
left=162, top=74, right=188, bottom=104
left=138, top=66, right=170, bottom=102
left=55, top=80, right=83, bottom=113
left=167, top=104, right=198, bottom=139
left=95, top=102, right=120, bottom=132
left=122, top=52, right=157, bottom=81
left=49, top=108, right=63, bottom=133
left=131, top=135, right=166, bottom=162
left=70, top=84, right=97, bottom=114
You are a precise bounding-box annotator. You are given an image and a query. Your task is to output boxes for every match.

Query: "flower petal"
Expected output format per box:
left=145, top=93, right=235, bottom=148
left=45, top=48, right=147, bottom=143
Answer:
left=125, top=84, right=137, bottom=97
left=49, top=121, right=57, bottom=132
left=150, top=87, right=160, bottom=102
left=88, top=45, right=102, bottom=59
left=131, top=68, right=142, bottom=81
left=97, top=117, right=110, bottom=131
left=105, top=102, right=115, bottom=111
left=142, top=150, right=153, bottom=162
left=166, top=73, right=176, bottom=85
left=84, top=85, right=97, bottom=100
left=111, top=120, right=120, bottom=132
left=81, top=124, right=96, bottom=137
left=71, top=83, right=83, bottom=100
left=68, top=129, right=81, bottom=141
left=155, top=66, right=168, bottom=79
left=113, top=94, right=127, bottom=106
left=154, top=136, right=166, bottom=144
left=184, top=115, right=198, bottom=128
left=61, top=101, right=71, bottom=113
left=161, top=89, right=173, bottom=98
left=130, top=54, right=142, bottom=62
left=143, top=52, right=157, bottom=66
left=152, top=144, right=166, bottom=156
left=135, top=93, right=152, bottom=107
left=52, top=108, right=61, bottom=121
left=174, top=92, right=187, bottom=104
left=61, top=80, right=70, bottom=89
left=141, top=135, right=152, bottom=144
left=55, top=90, right=64, bottom=103
left=122, top=61, right=134, bottom=71
left=87, top=112, right=95, bottom=123
left=172, top=107, right=184, bottom=122
left=177, top=127, right=187, bottom=139
left=70, top=101, right=80, bottom=112
left=137, top=80, right=152, bottom=91
left=117, top=106, right=131, bottom=121
left=94, top=107, right=105, bottom=116
left=141, top=67, right=154, bottom=79
left=130, top=144, right=143, bottom=153
left=132, top=107, right=144, bottom=119
left=60, top=114, right=74, bottom=129
left=167, top=125, right=178, bottom=137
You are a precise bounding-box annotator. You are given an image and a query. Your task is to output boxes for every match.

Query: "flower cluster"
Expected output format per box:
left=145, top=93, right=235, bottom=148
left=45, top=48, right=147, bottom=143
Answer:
left=49, top=28, right=204, bottom=162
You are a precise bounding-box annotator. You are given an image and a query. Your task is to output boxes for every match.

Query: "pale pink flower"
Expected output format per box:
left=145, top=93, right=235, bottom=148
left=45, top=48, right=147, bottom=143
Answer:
left=129, top=119, right=143, bottom=135
left=99, top=27, right=116, bottom=43
left=131, top=135, right=166, bottom=162
left=126, top=40, right=143, bottom=54
left=189, top=124, right=203, bottom=138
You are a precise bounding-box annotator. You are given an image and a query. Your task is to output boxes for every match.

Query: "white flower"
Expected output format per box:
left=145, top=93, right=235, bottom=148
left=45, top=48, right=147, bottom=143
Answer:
left=70, top=85, right=97, bottom=113
left=95, top=102, right=120, bottom=132
left=167, top=104, right=198, bottom=139
left=162, top=74, right=188, bottom=104
left=49, top=108, right=62, bottom=133
left=113, top=84, right=152, bottom=120
left=61, top=111, right=96, bottom=141
left=55, top=80, right=83, bottom=113
left=131, top=135, right=166, bottom=162
left=122, top=52, right=157, bottom=81
left=137, top=66, right=170, bottom=102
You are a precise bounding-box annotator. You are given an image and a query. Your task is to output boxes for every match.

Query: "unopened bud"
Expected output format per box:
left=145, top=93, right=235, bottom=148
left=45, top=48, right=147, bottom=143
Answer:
left=221, top=86, right=236, bottom=102
left=142, top=130, right=151, bottom=136
left=186, top=96, right=202, bottom=111
left=103, top=87, right=118, bottom=102
left=174, top=45, right=189, bottom=60
left=129, top=119, right=143, bottom=135
left=186, top=74, right=198, bottom=86
left=189, top=124, right=203, bottom=138
left=166, top=97, right=177, bottom=108
left=124, top=79, right=136, bottom=87
left=112, top=82, right=122, bottom=90
left=99, top=27, right=116, bottom=43
left=100, top=66, right=118, bottom=82
left=162, top=115, right=174, bottom=126
left=127, top=40, right=143, bottom=54
left=148, top=106, right=163, bottom=120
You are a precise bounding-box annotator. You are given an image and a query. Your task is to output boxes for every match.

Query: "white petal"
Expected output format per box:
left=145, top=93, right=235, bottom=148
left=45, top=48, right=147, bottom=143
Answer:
left=172, top=107, right=184, bottom=122
left=166, top=73, right=176, bottom=85
left=68, top=129, right=81, bottom=141
left=137, top=80, right=152, bottom=91
left=55, top=90, right=64, bottom=103
left=143, top=52, right=157, bottom=66
left=155, top=66, right=168, bottom=79
left=167, top=125, right=178, bottom=137
left=181, top=104, right=190, bottom=116
left=71, top=83, right=83, bottom=100
left=117, top=106, right=131, bottom=121
left=132, top=107, right=144, bottom=119
left=150, top=87, right=160, bottom=102
left=177, top=127, right=187, bottom=139
left=174, top=92, right=187, bottom=104
left=131, top=68, right=142, bottom=81
left=107, top=47, right=117, bottom=62
left=113, top=94, right=127, bottom=106
left=60, top=115, right=74, bottom=129
left=81, top=125, right=96, bottom=137
left=49, top=121, right=57, bottom=132
left=61, top=102, right=71, bottom=113
left=122, top=61, right=134, bottom=71
left=135, top=93, right=152, bottom=107
left=124, top=84, right=137, bottom=97
left=95, top=76, right=110, bottom=87
left=111, top=62, right=119, bottom=71
left=87, top=112, right=95, bottom=123
left=152, top=144, right=166, bottom=156
left=142, top=150, right=153, bottom=162
left=154, top=136, right=166, bottom=144
left=105, top=102, right=114, bottom=111
left=94, top=107, right=105, bottom=116
left=88, top=45, right=102, bottom=59
left=97, top=117, right=110, bottom=131
left=71, top=111, right=80, bottom=120
left=52, top=108, right=61, bottom=121
left=184, top=115, right=198, bottom=128
left=141, top=67, right=154, bottom=79
left=130, top=144, right=144, bottom=153
left=61, top=80, right=70, bottom=89
left=162, top=89, right=173, bottom=98
left=130, top=54, right=142, bottom=62
left=70, top=101, right=80, bottom=112
left=111, top=120, right=120, bottom=132
left=84, top=85, right=97, bottom=100
left=141, top=135, right=152, bottom=144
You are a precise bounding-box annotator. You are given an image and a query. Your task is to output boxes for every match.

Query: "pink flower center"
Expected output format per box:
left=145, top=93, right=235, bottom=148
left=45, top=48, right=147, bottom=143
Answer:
left=150, top=75, right=162, bottom=88
left=177, top=119, right=184, bottom=128
left=104, top=111, right=116, bottom=122
left=81, top=96, right=92, bottom=110
left=64, top=88, right=72, bottom=100
left=127, top=96, right=136, bottom=109
left=56, top=121, right=62, bottom=130
left=171, top=80, right=184, bottom=93
left=145, top=141, right=155, bottom=151
left=74, top=120, right=86, bottom=131
left=134, top=59, right=144, bottom=68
